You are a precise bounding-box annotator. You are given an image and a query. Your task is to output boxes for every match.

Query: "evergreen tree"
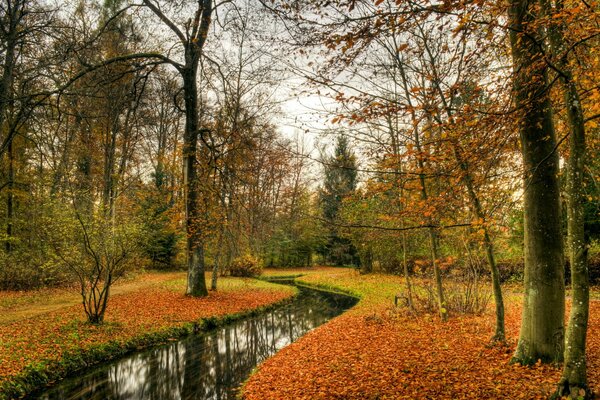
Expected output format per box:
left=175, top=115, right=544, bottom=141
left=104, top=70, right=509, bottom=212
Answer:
left=319, top=135, right=359, bottom=266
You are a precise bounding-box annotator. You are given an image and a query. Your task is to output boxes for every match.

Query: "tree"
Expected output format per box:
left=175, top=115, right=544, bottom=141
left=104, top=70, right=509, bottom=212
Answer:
left=541, top=0, right=597, bottom=395
left=509, top=0, right=565, bottom=365
left=320, top=134, right=359, bottom=266
left=46, top=200, right=141, bottom=324
left=141, top=0, right=214, bottom=296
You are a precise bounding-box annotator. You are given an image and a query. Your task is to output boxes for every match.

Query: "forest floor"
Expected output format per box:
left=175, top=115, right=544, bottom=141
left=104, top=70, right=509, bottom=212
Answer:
left=0, top=271, right=295, bottom=396
left=244, top=267, right=600, bottom=400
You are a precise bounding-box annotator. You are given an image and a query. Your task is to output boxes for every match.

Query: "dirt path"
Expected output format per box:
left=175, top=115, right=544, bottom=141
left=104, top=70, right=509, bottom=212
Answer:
left=0, top=271, right=185, bottom=324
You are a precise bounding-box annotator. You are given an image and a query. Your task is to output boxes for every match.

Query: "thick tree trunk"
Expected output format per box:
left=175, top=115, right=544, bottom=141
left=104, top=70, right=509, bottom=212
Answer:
left=509, top=0, right=565, bottom=365
left=0, top=1, right=20, bottom=136
left=542, top=0, right=590, bottom=393
left=142, top=0, right=213, bottom=297
left=183, top=67, right=208, bottom=297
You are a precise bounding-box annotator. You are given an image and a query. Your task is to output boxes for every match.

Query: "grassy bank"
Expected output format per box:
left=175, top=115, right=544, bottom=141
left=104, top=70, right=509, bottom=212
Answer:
left=0, top=273, right=296, bottom=399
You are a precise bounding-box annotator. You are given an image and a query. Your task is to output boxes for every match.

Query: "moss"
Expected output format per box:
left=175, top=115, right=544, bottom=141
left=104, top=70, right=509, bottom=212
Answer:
left=0, top=288, right=298, bottom=400
left=258, top=274, right=304, bottom=282
left=294, top=280, right=362, bottom=300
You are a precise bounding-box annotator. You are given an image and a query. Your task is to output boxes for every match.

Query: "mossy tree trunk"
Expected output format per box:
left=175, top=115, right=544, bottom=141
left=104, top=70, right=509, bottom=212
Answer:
left=509, top=0, right=565, bottom=365
left=541, top=0, right=590, bottom=395
left=182, top=65, right=208, bottom=297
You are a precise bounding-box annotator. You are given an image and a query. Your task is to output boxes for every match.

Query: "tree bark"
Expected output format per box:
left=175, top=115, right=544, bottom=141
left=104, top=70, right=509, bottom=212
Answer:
left=183, top=66, right=208, bottom=297
left=541, top=0, right=590, bottom=394
left=509, top=0, right=565, bottom=365
left=557, top=68, right=590, bottom=400
left=0, top=0, right=21, bottom=135
left=6, top=138, right=14, bottom=253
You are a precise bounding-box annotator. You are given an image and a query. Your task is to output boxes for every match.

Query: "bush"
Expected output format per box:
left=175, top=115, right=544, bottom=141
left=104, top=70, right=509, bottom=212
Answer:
left=0, top=248, right=72, bottom=290
left=409, top=276, right=491, bottom=316
left=497, top=260, right=524, bottom=283
left=229, top=254, right=263, bottom=277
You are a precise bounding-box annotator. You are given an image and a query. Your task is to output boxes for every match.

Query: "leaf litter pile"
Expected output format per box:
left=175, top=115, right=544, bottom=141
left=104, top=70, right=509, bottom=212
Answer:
left=243, top=269, right=600, bottom=399
left=0, top=275, right=294, bottom=384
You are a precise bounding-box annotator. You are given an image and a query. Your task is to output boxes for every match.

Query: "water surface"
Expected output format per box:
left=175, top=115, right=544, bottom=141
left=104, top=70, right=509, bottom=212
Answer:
left=34, top=286, right=356, bottom=400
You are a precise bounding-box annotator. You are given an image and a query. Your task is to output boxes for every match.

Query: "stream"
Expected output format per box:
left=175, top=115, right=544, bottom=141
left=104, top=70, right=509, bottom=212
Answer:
left=32, top=285, right=357, bottom=400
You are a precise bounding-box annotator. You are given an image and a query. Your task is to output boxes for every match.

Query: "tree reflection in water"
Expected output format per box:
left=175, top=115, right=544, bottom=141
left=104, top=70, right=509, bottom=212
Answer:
left=36, top=287, right=357, bottom=400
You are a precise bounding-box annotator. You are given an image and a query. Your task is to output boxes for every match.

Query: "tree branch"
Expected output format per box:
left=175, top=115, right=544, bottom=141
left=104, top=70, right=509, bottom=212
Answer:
left=142, top=0, right=187, bottom=44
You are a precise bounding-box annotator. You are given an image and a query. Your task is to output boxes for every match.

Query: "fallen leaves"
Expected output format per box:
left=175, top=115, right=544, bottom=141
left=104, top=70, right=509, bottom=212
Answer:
left=0, top=274, right=295, bottom=384
left=243, top=268, right=600, bottom=399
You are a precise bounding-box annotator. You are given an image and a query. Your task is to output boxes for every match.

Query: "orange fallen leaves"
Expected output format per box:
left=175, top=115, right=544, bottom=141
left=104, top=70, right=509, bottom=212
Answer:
left=243, top=269, right=600, bottom=399
left=0, top=276, right=294, bottom=384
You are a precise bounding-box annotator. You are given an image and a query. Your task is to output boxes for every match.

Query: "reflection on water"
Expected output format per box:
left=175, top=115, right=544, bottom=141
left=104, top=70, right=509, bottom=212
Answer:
left=34, top=287, right=357, bottom=400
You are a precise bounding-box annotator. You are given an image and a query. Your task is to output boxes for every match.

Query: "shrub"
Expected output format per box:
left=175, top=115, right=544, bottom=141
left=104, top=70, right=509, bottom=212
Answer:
left=229, top=254, right=263, bottom=277
left=409, top=276, right=491, bottom=316
left=497, top=260, right=524, bottom=283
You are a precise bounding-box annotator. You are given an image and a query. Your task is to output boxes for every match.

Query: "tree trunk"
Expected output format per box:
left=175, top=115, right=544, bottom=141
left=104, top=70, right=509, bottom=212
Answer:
left=0, top=1, right=20, bottom=136
left=211, top=227, right=224, bottom=291
left=421, top=19, right=506, bottom=338
left=557, top=72, right=590, bottom=399
left=541, top=0, right=590, bottom=394
left=75, top=119, right=93, bottom=216
left=428, top=227, right=447, bottom=321
left=454, top=146, right=505, bottom=341
left=396, top=59, right=447, bottom=321
left=5, top=138, right=14, bottom=253
left=183, top=66, right=208, bottom=297
left=141, top=0, right=213, bottom=296
left=402, top=231, right=415, bottom=312
left=509, top=0, right=565, bottom=365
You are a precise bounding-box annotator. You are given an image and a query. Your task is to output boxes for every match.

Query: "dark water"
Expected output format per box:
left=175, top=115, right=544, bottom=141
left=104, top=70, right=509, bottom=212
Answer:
left=33, top=287, right=357, bottom=400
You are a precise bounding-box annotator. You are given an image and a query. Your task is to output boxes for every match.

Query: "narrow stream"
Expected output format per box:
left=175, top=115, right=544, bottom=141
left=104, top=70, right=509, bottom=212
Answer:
left=33, top=286, right=357, bottom=400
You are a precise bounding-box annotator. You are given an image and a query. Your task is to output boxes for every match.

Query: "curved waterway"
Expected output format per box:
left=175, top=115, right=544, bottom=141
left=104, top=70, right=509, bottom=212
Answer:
left=32, top=285, right=357, bottom=400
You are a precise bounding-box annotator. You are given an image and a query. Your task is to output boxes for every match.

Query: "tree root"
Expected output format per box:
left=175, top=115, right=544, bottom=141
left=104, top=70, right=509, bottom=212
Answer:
left=553, top=380, right=593, bottom=400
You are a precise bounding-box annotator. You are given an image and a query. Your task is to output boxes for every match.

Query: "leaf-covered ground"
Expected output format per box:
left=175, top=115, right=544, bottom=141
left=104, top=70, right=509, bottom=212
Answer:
left=0, top=273, right=295, bottom=384
left=0, top=271, right=184, bottom=324
left=243, top=268, right=600, bottom=399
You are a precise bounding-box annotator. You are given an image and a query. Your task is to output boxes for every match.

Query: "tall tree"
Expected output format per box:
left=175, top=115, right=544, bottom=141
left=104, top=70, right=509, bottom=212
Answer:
left=141, top=0, right=214, bottom=296
left=509, top=0, right=565, bottom=365
left=541, top=0, right=595, bottom=395
left=320, top=134, right=358, bottom=266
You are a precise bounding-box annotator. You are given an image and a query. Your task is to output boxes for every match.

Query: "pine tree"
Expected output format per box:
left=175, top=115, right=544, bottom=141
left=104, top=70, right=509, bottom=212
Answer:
left=320, top=135, right=359, bottom=266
